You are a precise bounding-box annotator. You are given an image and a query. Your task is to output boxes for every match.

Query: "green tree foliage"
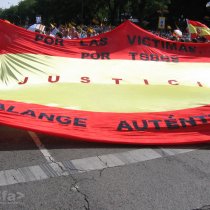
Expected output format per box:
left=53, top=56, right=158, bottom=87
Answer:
left=18, top=0, right=36, bottom=24
left=0, top=0, right=208, bottom=28
left=0, top=6, right=19, bottom=25
left=0, top=0, right=36, bottom=26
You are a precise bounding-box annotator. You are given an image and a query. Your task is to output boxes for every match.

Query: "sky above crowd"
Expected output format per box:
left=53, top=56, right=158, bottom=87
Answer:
left=0, top=0, right=21, bottom=9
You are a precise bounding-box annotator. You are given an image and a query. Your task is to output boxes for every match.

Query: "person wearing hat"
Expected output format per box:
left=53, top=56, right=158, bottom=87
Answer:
left=172, top=29, right=182, bottom=41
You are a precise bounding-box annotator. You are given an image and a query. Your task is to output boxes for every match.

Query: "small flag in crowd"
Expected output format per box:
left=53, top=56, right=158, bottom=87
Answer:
left=27, top=24, right=45, bottom=33
left=51, top=27, right=59, bottom=36
left=187, top=19, right=210, bottom=40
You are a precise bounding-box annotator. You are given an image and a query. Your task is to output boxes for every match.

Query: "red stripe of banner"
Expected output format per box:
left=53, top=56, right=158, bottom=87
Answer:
left=1, top=20, right=210, bottom=63
left=1, top=100, right=210, bottom=145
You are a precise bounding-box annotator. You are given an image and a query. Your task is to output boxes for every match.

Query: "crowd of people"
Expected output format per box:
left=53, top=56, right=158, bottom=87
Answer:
left=30, top=21, right=209, bottom=43
left=149, top=29, right=209, bottom=43
left=33, top=23, right=114, bottom=39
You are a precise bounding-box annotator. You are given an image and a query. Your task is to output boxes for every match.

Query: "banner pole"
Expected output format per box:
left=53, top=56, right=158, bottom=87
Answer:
left=186, top=19, right=192, bottom=41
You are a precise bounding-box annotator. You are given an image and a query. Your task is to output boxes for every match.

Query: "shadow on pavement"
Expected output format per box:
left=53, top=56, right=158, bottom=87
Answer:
left=0, top=125, right=210, bottom=151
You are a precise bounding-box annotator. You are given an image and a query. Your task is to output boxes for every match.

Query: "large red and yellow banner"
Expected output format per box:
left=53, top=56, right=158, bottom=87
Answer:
left=1, top=19, right=210, bottom=144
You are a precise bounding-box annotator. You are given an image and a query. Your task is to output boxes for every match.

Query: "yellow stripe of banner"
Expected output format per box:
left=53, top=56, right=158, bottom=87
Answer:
left=0, top=54, right=210, bottom=112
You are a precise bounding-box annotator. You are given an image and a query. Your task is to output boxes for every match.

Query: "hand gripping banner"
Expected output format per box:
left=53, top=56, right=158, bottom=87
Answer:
left=1, top=19, right=210, bottom=144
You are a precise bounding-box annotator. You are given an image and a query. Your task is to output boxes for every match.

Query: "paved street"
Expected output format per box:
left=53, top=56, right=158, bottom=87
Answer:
left=0, top=125, right=210, bottom=210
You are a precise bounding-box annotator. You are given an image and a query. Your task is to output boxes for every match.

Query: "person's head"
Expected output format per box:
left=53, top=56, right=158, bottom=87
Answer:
left=63, top=29, right=69, bottom=37
left=70, top=26, right=76, bottom=33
